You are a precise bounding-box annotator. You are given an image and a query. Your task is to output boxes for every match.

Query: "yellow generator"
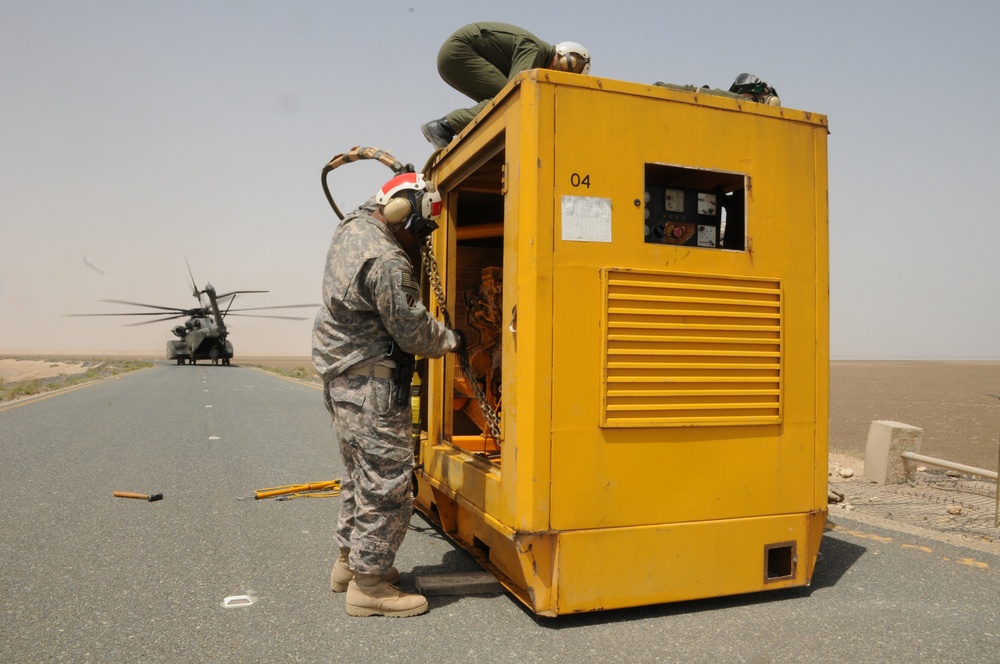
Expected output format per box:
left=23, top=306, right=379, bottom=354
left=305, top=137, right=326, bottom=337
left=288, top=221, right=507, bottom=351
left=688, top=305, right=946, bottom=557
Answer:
left=414, top=69, right=829, bottom=616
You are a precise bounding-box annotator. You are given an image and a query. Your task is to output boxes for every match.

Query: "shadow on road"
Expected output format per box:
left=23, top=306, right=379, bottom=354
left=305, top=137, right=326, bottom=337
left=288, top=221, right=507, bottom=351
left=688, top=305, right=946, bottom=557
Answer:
left=810, top=531, right=867, bottom=590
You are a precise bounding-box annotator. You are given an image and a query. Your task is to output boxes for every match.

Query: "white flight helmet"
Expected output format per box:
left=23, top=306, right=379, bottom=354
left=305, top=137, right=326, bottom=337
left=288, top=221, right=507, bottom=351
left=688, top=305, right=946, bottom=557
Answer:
left=376, top=172, right=443, bottom=229
left=553, top=41, right=591, bottom=75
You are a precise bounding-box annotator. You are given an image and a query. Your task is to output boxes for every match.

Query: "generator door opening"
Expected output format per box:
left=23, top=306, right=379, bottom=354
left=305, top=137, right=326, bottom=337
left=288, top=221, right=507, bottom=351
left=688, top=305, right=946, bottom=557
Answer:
left=442, top=144, right=505, bottom=461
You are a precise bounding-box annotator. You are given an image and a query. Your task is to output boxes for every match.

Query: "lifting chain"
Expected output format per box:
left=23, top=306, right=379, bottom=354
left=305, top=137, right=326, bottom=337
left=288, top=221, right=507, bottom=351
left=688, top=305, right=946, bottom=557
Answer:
left=318, top=146, right=501, bottom=441
left=421, top=236, right=503, bottom=445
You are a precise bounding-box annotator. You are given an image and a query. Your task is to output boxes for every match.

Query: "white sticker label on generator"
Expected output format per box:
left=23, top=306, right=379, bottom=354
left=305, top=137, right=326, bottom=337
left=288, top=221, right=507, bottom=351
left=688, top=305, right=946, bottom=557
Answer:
left=561, top=196, right=612, bottom=243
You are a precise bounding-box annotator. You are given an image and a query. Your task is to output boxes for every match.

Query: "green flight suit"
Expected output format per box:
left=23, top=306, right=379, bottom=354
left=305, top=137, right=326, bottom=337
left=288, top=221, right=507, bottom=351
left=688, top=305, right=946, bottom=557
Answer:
left=437, top=22, right=557, bottom=133
left=653, top=82, right=747, bottom=101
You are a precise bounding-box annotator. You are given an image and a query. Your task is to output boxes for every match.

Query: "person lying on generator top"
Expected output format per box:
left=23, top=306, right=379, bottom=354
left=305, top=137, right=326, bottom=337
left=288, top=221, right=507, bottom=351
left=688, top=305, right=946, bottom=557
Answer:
left=421, top=22, right=591, bottom=150
left=654, top=73, right=781, bottom=106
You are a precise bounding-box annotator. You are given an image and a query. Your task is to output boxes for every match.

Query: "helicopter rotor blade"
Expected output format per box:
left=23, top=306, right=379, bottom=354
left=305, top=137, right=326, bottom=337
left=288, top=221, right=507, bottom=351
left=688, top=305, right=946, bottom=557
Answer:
left=98, top=299, right=192, bottom=313
left=185, top=261, right=208, bottom=308
left=123, top=314, right=190, bottom=327
left=225, top=304, right=319, bottom=312
left=214, top=292, right=236, bottom=313
left=185, top=258, right=200, bottom=299
left=214, top=289, right=269, bottom=300
left=225, top=313, right=312, bottom=321
left=215, top=291, right=269, bottom=318
left=66, top=311, right=191, bottom=318
left=220, top=293, right=241, bottom=318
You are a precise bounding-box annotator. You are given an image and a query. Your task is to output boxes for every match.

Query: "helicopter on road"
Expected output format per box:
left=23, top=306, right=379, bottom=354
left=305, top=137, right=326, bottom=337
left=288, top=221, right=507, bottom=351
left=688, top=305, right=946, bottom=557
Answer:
left=71, top=267, right=317, bottom=365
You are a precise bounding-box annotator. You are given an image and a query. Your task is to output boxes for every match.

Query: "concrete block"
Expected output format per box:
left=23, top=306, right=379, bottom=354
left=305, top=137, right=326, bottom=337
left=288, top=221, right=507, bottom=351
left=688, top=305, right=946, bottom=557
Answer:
left=864, top=420, right=922, bottom=484
left=415, top=571, right=504, bottom=596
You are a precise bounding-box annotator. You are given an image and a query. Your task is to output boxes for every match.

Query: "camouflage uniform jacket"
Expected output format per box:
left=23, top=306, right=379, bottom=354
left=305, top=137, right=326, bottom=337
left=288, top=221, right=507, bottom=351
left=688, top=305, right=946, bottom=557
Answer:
left=312, top=204, right=457, bottom=380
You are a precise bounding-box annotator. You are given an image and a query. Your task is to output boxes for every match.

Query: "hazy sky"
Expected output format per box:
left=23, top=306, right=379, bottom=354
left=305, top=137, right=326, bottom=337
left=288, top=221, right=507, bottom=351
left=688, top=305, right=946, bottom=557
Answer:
left=2, top=1, right=999, bottom=359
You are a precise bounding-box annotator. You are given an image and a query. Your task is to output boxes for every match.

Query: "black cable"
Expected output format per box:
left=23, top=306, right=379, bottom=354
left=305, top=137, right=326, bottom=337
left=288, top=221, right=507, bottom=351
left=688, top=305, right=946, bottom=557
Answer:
left=321, top=164, right=345, bottom=220
left=320, top=146, right=414, bottom=221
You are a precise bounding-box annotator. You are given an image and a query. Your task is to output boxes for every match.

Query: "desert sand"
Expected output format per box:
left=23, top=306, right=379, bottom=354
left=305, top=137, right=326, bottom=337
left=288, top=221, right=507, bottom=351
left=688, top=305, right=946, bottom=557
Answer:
left=0, top=358, right=94, bottom=383
left=829, top=361, right=1000, bottom=471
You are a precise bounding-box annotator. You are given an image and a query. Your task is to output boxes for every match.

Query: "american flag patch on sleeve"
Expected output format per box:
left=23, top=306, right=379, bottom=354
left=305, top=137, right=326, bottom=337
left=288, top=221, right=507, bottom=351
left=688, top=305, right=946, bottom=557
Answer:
left=399, top=270, right=420, bottom=308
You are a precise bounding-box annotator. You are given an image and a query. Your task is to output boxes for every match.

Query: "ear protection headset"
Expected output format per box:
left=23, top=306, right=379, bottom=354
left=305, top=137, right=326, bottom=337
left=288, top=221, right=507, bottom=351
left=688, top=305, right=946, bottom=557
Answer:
left=383, top=195, right=414, bottom=224
left=376, top=172, right=444, bottom=238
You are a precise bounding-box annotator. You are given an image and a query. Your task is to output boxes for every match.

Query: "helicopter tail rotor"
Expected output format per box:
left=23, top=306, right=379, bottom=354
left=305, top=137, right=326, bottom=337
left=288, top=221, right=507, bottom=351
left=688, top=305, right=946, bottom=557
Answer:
left=185, top=257, right=209, bottom=307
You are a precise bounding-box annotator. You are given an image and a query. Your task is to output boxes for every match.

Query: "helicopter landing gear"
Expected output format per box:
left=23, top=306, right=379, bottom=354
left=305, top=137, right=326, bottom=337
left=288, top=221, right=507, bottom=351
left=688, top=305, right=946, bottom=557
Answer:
left=176, top=357, right=185, bottom=365
left=210, top=348, right=219, bottom=365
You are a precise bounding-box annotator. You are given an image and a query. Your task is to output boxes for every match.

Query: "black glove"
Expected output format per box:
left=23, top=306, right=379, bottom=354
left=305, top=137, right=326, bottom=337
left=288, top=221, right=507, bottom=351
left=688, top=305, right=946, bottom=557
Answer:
left=451, top=328, right=466, bottom=354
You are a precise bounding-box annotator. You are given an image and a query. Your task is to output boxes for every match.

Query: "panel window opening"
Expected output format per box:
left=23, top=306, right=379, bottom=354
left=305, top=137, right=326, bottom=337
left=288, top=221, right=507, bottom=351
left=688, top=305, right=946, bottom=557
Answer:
left=644, top=163, right=746, bottom=251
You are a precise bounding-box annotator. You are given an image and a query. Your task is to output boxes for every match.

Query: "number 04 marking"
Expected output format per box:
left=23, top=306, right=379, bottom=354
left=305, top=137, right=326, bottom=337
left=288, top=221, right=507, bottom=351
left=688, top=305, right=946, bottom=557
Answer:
left=570, top=173, right=591, bottom=188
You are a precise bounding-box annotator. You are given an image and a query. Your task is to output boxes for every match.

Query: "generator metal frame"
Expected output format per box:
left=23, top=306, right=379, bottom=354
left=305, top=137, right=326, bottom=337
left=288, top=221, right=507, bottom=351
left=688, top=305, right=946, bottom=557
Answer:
left=414, top=69, right=829, bottom=616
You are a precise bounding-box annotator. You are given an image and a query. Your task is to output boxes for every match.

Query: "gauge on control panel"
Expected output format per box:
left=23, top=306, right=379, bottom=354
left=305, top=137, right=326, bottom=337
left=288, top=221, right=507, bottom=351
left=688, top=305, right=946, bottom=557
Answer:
left=697, top=192, right=717, bottom=216
left=664, top=188, right=685, bottom=213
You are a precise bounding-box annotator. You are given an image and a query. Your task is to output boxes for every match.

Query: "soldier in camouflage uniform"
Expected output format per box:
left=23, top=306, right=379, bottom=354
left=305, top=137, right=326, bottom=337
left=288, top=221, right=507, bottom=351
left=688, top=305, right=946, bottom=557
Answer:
left=420, top=22, right=591, bottom=149
left=312, top=172, right=461, bottom=618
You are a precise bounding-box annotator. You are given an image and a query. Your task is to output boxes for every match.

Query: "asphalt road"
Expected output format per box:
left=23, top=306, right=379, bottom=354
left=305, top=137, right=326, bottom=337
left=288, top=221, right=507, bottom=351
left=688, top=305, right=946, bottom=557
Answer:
left=2, top=364, right=999, bottom=663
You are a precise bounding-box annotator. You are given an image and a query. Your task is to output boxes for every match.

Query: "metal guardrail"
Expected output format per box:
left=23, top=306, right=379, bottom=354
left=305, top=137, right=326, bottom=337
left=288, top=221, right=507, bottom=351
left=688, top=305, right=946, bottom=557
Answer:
left=900, top=451, right=998, bottom=527
left=900, top=451, right=998, bottom=481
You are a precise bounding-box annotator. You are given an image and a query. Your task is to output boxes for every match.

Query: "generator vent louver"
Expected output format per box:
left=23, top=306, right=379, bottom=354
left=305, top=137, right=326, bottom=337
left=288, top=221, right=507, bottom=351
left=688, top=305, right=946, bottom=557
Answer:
left=601, top=269, right=782, bottom=427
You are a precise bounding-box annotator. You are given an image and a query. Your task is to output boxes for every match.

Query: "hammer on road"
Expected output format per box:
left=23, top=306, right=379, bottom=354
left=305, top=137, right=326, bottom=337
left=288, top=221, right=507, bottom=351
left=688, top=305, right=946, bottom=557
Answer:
left=113, top=491, right=164, bottom=502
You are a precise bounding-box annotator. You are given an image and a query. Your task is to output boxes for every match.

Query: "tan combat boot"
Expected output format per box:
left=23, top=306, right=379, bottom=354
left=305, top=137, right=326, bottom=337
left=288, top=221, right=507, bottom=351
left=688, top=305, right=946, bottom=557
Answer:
left=345, top=574, right=428, bottom=617
left=330, top=549, right=400, bottom=592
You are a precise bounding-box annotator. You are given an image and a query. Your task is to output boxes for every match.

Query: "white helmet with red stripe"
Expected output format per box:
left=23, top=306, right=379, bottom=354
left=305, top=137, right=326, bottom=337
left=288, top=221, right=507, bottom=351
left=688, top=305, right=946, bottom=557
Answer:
left=376, top=172, right=443, bottom=226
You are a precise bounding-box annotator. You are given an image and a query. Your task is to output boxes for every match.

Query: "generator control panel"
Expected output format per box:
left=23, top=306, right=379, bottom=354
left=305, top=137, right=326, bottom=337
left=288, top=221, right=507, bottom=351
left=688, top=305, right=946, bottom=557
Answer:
left=643, top=163, right=746, bottom=251
left=644, top=185, right=722, bottom=247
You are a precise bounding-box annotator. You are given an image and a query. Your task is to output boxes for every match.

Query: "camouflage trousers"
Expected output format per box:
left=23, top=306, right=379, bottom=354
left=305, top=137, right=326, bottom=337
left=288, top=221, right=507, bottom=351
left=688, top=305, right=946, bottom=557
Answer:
left=326, top=371, right=414, bottom=576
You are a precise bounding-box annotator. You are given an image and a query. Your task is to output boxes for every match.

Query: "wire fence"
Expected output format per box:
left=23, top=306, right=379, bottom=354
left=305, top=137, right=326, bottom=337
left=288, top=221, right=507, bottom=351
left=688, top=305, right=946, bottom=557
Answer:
left=831, top=469, right=999, bottom=544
